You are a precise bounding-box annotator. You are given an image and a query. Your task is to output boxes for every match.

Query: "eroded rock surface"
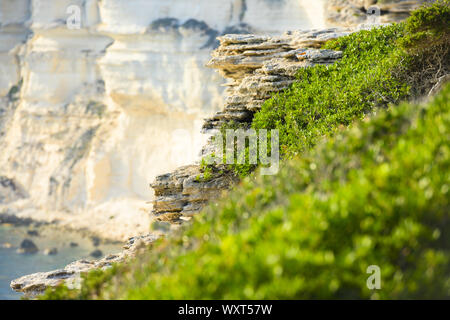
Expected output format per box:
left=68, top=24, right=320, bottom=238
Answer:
left=151, top=165, right=239, bottom=223
left=325, top=0, right=429, bottom=27
left=0, top=177, right=27, bottom=204
left=150, top=28, right=349, bottom=223
left=203, top=29, right=347, bottom=130
left=10, top=233, right=159, bottom=296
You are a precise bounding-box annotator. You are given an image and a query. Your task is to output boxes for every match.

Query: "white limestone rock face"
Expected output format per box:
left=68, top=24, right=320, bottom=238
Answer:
left=0, top=0, right=327, bottom=241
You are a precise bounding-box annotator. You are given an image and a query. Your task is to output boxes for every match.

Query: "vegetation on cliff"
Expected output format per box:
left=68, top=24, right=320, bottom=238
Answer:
left=42, top=1, right=450, bottom=300
left=230, top=0, right=449, bottom=177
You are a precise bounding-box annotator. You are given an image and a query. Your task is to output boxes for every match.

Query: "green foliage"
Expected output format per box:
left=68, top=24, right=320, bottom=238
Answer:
left=41, top=265, right=121, bottom=300
left=196, top=157, right=214, bottom=182
left=43, top=84, right=450, bottom=300
left=218, top=121, right=257, bottom=178
left=253, top=24, right=409, bottom=159
left=41, top=5, right=450, bottom=300
left=235, top=1, right=448, bottom=174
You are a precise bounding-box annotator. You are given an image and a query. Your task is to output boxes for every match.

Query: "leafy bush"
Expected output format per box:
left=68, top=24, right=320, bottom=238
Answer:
left=43, top=84, right=450, bottom=300
left=224, top=0, right=449, bottom=177
left=396, top=0, right=450, bottom=97
left=41, top=3, right=450, bottom=300
left=252, top=24, right=408, bottom=161
left=223, top=24, right=411, bottom=177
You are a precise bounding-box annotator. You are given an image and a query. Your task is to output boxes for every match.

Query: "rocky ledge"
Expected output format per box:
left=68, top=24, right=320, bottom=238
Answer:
left=203, top=29, right=347, bottom=130
left=325, top=0, right=428, bottom=27
left=151, top=165, right=239, bottom=223
left=10, top=234, right=159, bottom=296
left=10, top=27, right=349, bottom=296
left=150, top=28, right=349, bottom=223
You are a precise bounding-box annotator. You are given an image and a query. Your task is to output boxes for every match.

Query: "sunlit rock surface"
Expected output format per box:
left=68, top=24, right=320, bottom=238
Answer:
left=150, top=28, right=349, bottom=223
left=10, top=233, right=160, bottom=296
left=11, top=26, right=349, bottom=295
left=325, top=0, right=428, bottom=27
left=0, top=0, right=327, bottom=241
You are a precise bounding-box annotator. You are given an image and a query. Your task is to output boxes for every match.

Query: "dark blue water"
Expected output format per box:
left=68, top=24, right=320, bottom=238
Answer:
left=0, top=223, right=122, bottom=300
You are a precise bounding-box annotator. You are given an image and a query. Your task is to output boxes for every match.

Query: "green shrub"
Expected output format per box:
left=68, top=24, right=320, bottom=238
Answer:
left=396, top=0, right=450, bottom=97
left=43, top=84, right=450, bottom=300
left=252, top=24, right=408, bottom=161
left=226, top=0, right=448, bottom=177
left=218, top=121, right=258, bottom=178
left=222, top=23, right=411, bottom=177
left=399, top=0, right=450, bottom=51
left=41, top=3, right=450, bottom=300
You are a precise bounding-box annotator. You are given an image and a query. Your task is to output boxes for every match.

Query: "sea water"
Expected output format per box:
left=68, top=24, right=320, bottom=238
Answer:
left=0, top=224, right=122, bottom=300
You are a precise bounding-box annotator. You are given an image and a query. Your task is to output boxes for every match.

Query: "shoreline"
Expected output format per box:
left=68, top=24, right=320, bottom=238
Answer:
left=0, top=199, right=152, bottom=243
left=0, top=223, right=126, bottom=299
left=0, top=216, right=122, bottom=246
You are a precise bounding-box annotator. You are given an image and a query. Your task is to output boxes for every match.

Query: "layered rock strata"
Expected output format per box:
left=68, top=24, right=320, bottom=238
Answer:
left=150, top=28, right=349, bottom=223
left=151, top=165, right=239, bottom=223
left=0, top=0, right=328, bottom=241
left=203, top=30, right=347, bottom=130
left=10, top=233, right=159, bottom=296
left=10, top=27, right=349, bottom=295
left=325, top=0, right=430, bottom=27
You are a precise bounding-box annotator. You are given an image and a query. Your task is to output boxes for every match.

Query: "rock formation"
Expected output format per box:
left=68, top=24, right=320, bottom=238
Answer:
left=10, top=233, right=159, bottom=296
left=0, top=177, right=27, bottom=204
left=151, top=164, right=239, bottom=223
left=0, top=0, right=327, bottom=241
left=7, top=0, right=427, bottom=297
left=325, top=0, right=430, bottom=27
left=11, top=27, right=349, bottom=296
left=150, top=28, right=349, bottom=223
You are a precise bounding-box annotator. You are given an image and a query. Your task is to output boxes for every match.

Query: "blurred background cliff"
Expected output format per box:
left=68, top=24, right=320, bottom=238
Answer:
left=0, top=0, right=426, bottom=240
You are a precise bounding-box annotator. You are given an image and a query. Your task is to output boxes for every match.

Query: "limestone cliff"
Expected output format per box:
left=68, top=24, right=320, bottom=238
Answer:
left=150, top=28, right=349, bottom=224
left=148, top=0, right=427, bottom=229
left=6, top=0, right=432, bottom=297
left=11, top=27, right=350, bottom=295
left=0, top=0, right=327, bottom=241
